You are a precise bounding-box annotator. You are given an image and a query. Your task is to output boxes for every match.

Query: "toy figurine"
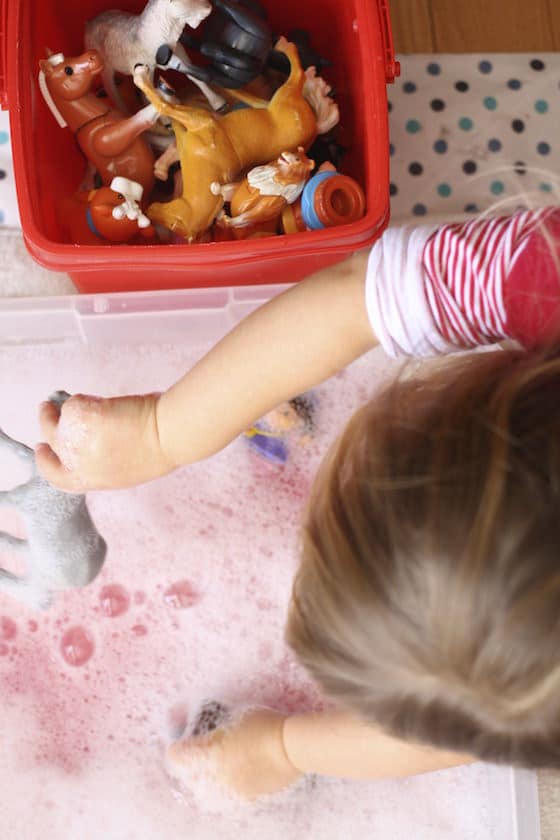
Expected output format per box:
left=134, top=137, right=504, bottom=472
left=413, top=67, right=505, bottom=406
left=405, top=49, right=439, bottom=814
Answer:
left=211, top=147, right=314, bottom=238
left=300, top=168, right=366, bottom=230
left=0, top=393, right=107, bottom=610
left=84, top=0, right=225, bottom=113
left=243, top=393, right=316, bottom=465
left=38, top=50, right=158, bottom=197
left=58, top=177, right=156, bottom=245
left=133, top=37, right=334, bottom=241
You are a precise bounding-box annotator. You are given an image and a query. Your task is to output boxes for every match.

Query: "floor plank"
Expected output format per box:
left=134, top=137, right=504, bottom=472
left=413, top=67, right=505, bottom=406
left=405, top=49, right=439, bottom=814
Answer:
left=547, top=0, right=560, bottom=51
left=389, top=0, right=557, bottom=52
left=388, top=0, right=434, bottom=53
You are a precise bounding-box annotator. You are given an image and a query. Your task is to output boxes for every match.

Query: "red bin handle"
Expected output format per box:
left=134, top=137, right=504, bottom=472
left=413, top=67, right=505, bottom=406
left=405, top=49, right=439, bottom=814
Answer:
left=378, top=0, right=401, bottom=84
left=0, top=0, right=8, bottom=109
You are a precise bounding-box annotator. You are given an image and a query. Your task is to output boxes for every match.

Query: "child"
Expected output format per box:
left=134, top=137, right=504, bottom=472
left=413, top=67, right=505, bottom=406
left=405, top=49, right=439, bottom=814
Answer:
left=37, top=206, right=560, bottom=799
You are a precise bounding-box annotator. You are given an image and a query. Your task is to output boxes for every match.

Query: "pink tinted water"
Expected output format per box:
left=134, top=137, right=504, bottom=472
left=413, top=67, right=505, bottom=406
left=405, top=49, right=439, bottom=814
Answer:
left=0, top=343, right=524, bottom=839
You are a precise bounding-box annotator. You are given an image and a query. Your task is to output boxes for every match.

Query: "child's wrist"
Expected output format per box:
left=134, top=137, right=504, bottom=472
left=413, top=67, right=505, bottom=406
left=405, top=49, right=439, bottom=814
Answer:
left=279, top=715, right=305, bottom=777
left=152, top=391, right=181, bottom=473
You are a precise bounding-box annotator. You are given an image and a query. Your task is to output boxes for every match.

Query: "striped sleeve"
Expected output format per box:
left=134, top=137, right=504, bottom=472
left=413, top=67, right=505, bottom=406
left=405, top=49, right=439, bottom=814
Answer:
left=421, top=208, right=555, bottom=349
left=365, top=207, right=560, bottom=359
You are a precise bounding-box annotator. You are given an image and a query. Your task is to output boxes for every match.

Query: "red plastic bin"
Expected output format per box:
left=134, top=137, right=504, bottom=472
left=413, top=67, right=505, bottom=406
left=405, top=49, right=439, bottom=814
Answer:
left=0, top=0, right=399, bottom=293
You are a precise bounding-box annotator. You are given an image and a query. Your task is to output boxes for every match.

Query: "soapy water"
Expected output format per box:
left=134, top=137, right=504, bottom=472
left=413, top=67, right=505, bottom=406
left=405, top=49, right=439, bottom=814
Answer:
left=0, top=342, right=528, bottom=840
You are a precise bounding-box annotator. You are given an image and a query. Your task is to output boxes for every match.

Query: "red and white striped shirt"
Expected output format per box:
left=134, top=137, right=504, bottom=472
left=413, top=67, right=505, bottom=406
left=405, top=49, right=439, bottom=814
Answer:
left=366, top=207, right=560, bottom=357
left=422, top=207, right=560, bottom=349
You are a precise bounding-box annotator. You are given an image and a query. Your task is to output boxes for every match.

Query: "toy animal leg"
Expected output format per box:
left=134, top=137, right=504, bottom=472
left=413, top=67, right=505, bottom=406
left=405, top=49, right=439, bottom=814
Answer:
left=0, top=429, right=34, bottom=463
left=274, top=37, right=305, bottom=89
left=155, top=142, right=180, bottom=181
left=0, top=487, right=30, bottom=508
left=91, top=103, right=159, bottom=159
left=0, top=568, right=51, bottom=610
left=134, top=69, right=216, bottom=132
left=147, top=198, right=194, bottom=240
left=0, top=532, right=28, bottom=553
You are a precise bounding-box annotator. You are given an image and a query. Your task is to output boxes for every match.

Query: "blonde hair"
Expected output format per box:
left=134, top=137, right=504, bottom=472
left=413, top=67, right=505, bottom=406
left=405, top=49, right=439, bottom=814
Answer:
left=287, top=346, right=560, bottom=767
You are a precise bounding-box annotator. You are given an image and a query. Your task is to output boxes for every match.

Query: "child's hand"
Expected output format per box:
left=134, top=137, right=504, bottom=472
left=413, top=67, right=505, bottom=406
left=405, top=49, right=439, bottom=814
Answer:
left=167, top=709, right=303, bottom=800
left=36, top=393, right=175, bottom=492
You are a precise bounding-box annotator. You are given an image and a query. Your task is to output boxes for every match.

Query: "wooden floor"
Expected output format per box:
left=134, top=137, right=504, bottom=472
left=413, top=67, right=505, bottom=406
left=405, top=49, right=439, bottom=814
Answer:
left=389, top=0, right=560, bottom=52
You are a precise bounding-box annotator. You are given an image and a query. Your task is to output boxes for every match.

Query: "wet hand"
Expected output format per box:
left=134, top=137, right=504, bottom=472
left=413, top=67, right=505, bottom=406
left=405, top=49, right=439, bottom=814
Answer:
left=36, top=392, right=175, bottom=492
left=166, top=709, right=303, bottom=801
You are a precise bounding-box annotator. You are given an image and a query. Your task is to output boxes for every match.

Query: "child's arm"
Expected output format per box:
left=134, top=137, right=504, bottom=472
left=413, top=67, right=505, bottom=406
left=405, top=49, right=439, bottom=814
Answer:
left=37, top=250, right=375, bottom=491
left=167, top=708, right=474, bottom=800
left=283, top=710, right=474, bottom=779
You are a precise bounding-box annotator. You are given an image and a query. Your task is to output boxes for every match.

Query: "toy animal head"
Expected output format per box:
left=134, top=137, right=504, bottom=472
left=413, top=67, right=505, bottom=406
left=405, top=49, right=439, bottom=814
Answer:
left=39, top=50, right=102, bottom=99
left=274, top=148, right=315, bottom=186
left=38, top=50, right=103, bottom=127
left=156, top=0, right=212, bottom=28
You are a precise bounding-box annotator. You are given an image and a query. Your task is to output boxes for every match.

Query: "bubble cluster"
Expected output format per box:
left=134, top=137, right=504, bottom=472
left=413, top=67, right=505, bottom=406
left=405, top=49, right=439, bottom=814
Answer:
left=100, top=584, right=131, bottom=618
left=60, top=626, right=95, bottom=667
left=163, top=580, right=200, bottom=609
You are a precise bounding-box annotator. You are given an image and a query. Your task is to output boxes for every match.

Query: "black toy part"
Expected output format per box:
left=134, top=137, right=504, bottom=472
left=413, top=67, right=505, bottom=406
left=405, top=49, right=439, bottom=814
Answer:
left=179, top=0, right=273, bottom=89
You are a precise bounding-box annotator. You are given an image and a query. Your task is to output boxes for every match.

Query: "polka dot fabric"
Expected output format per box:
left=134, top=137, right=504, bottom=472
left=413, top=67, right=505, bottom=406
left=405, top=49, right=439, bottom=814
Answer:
left=389, top=54, right=560, bottom=221
left=0, top=111, right=20, bottom=227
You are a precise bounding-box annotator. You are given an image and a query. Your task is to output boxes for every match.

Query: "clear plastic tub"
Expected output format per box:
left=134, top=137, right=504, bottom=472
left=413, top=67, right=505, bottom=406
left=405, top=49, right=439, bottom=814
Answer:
left=0, top=287, right=543, bottom=839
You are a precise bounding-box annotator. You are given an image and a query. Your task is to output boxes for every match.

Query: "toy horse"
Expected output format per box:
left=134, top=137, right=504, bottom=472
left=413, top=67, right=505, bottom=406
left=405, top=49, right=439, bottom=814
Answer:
left=0, top=394, right=107, bottom=610
left=85, top=0, right=225, bottom=113
left=134, top=37, right=320, bottom=241
left=212, top=147, right=314, bottom=237
left=58, top=176, right=156, bottom=245
left=39, top=51, right=158, bottom=197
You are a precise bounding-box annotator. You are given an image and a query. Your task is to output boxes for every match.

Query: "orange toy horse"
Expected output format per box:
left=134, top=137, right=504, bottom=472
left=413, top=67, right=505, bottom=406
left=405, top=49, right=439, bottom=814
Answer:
left=212, top=147, right=315, bottom=239
left=39, top=50, right=157, bottom=197
left=133, top=37, right=319, bottom=242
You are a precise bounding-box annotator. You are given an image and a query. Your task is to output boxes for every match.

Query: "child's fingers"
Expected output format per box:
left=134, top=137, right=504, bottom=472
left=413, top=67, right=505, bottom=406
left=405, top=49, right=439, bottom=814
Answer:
left=39, top=399, right=62, bottom=448
left=34, top=442, right=82, bottom=493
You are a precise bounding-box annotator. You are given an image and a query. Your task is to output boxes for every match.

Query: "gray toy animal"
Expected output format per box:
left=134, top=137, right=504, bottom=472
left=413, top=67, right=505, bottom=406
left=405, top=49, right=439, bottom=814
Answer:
left=85, top=0, right=226, bottom=114
left=0, top=392, right=107, bottom=610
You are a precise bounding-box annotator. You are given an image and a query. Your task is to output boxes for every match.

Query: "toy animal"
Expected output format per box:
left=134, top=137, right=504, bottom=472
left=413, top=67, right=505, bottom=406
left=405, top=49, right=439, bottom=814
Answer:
left=212, top=147, right=314, bottom=237
left=58, top=176, right=156, bottom=245
left=39, top=50, right=158, bottom=197
left=0, top=393, right=107, bottom=610
left=84, top=0, right=225, bottom=113
left=134, top=37, right=322, bottom=241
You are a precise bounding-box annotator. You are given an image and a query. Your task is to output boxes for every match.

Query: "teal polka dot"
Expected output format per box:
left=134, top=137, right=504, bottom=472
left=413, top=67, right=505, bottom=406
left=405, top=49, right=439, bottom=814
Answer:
left=459, top=117, right=474, bottom=131
left=437, top=183, right=452, bottom=198
left=483, top=96, right=498, bottom=111
left=535, top=99, right=549, bottom=114
left=490, top=180, right=505, bottom=195
left=539, top=182, right=553, bottom=193
left=0, top=131, right=8, bottom=145
left=406, top=119, right=422, bottom=134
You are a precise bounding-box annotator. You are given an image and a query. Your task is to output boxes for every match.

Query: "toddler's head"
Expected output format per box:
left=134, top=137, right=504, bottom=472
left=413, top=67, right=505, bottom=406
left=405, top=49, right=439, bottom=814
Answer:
left=287, top=347, right=560, bottom=768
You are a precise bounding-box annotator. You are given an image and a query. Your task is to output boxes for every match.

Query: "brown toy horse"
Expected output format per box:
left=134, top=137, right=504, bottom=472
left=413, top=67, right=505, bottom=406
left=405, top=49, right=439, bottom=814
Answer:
left=133, top=37, right=319, bottom=242
left=39, top=50, right=157, bottom=197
